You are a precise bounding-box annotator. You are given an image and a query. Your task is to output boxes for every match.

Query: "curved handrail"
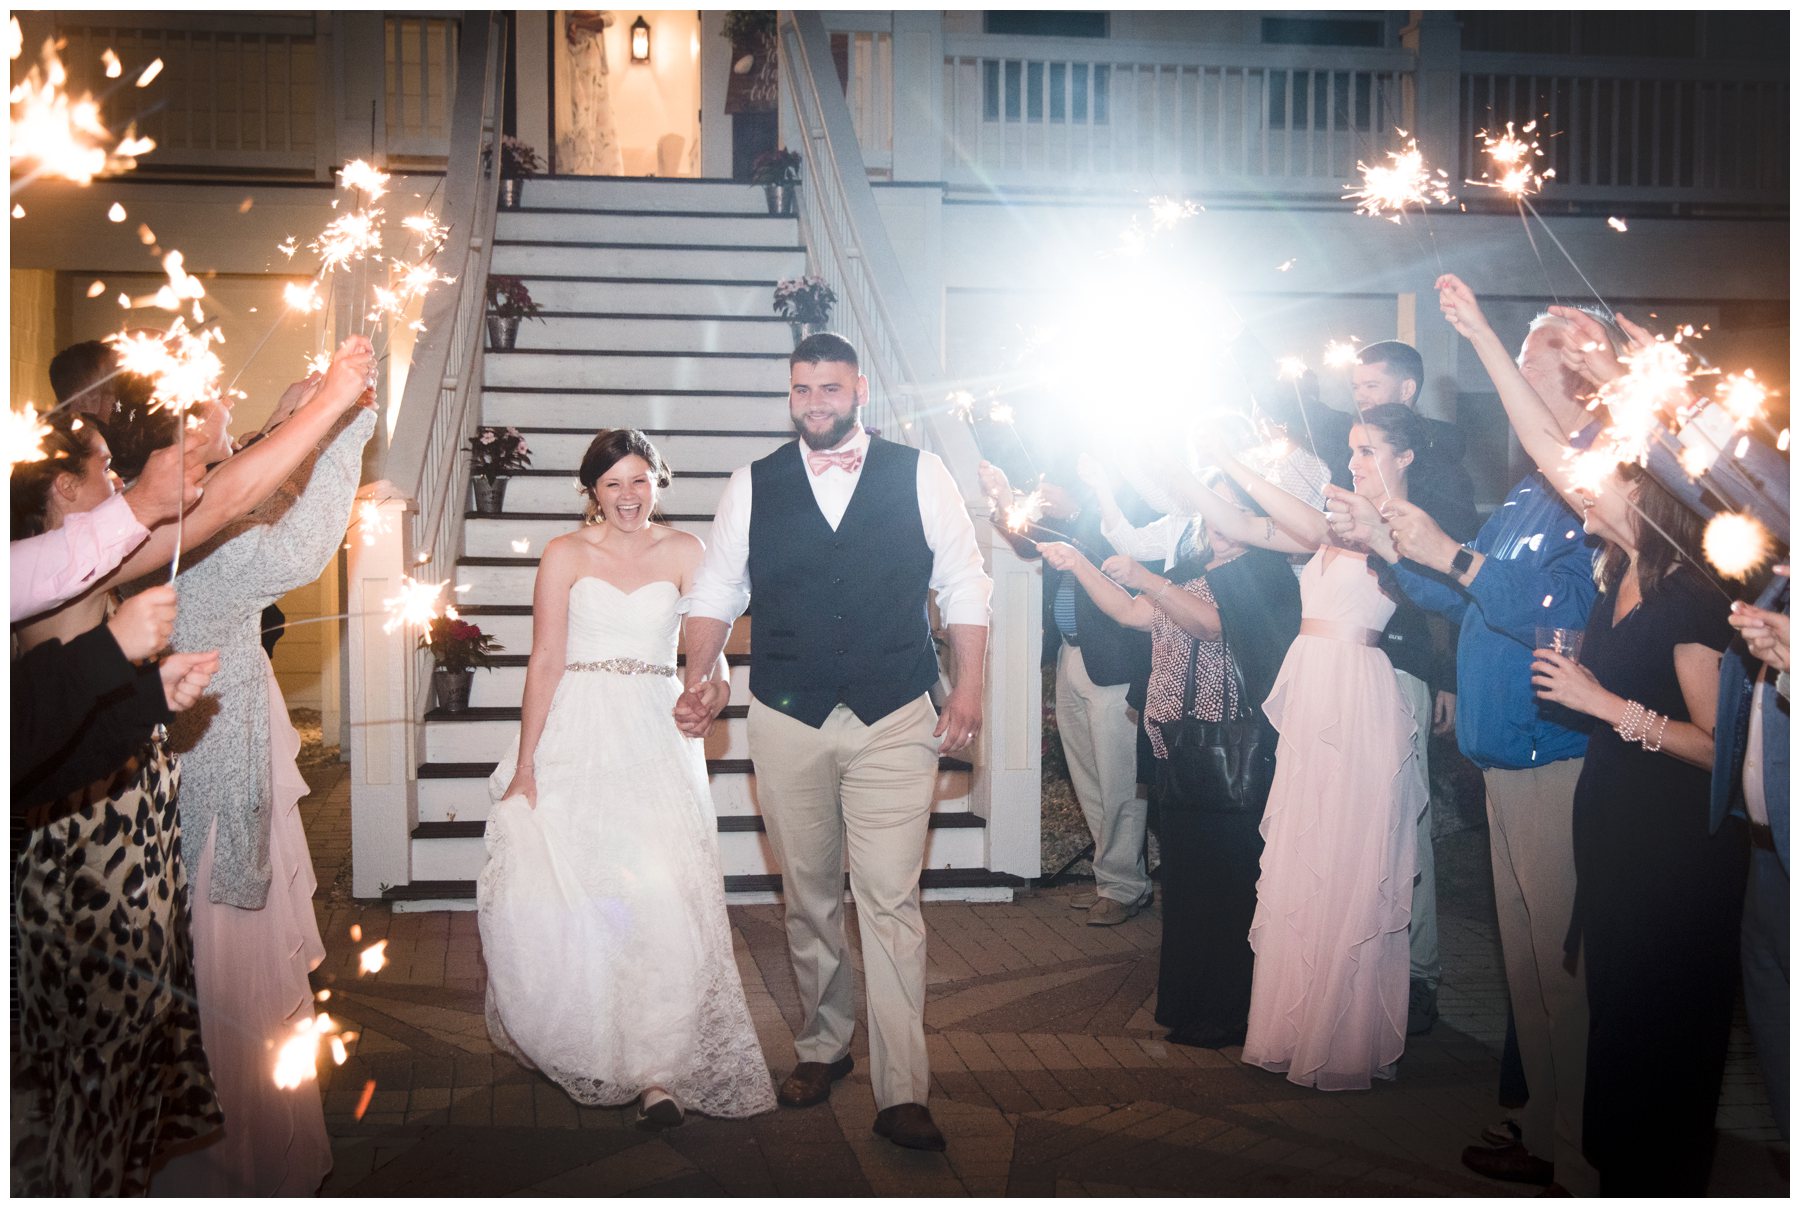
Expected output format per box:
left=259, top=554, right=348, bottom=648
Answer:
left=777, top=11, right=985, bottom=499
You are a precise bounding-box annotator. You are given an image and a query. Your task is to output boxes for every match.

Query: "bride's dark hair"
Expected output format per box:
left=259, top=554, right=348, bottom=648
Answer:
left=577, top=428, right=673, bottom=524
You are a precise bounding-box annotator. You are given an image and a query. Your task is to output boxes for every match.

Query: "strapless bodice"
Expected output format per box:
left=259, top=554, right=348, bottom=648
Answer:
left=563, top=578, right=682, bottom=665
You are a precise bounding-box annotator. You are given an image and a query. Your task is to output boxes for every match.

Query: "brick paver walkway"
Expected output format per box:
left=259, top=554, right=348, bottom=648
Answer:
left=297, top=761, right=1787, bottom=1196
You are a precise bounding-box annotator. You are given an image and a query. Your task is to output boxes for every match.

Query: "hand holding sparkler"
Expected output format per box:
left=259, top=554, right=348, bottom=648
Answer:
left=1376, top=497, right=1458, bottom=573
left=107, top=583, right=177, bottom=661
left=159, top=649, right=220, bottom=711
left=1098, top=553, right=1158, bottom=593
left=1436, top=273, right=1495, bottom=342
left=1323, top=483, right=1392, bottom=559
left=976, top=459, right=1013, bottom=508
left=319, top=336, right=377, bottom=409
left=122, top=437, right=208, bottom=527
left=1036, top=541, right=1085, bottom=574
left=1729, top=598, right=1789, bottom=673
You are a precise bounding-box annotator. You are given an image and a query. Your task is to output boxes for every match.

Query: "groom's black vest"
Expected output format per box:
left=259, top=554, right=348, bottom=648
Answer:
left=746, top=437, right=938, bottom=728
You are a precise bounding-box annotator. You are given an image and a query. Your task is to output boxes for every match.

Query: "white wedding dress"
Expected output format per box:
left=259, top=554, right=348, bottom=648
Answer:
left=476, top=577, right=776, bottom=1118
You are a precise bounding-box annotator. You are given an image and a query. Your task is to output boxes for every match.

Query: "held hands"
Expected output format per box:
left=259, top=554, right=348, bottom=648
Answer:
left=159, top=650, right=220, bottom=711
left=1436, top=274, right=1492, bottom=341
left=1530, top=649, right=1613, bottom=719
left=933, top=687, right=982, bottom=756
left=124, top=437, right=208, bottom=527
left=109, top=584, right=178, bottom=662
left=672, top=679, right=729, bottom=738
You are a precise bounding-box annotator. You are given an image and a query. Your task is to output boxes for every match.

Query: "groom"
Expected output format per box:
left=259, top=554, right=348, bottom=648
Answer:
left=677, top=332, right=991, bottom=1151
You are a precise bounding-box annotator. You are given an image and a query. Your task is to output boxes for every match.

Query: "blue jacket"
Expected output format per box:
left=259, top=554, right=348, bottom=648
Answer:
left=1711, top=578, right=1789, bottom=872
left=1395, top=472, right=1599, bottom=770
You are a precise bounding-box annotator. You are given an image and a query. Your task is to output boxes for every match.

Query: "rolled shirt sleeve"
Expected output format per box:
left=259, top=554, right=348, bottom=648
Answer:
left=11, top=493, right=148, bottom=621
left=684, top=466, right=753, bottom=625
left=917, top=450, right=992, bottom=626
left=1099, top=511, right=1191, bottom=572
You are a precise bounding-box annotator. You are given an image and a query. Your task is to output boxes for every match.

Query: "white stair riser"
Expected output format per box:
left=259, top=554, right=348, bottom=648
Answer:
left=516, top=178, right=776, bottom=213
left=499, top=210, right=797, bottom=247
left=519, top=279, right=775, bottom=315
left=411, top=821, right=987, bottom=883
left=485, top=353, right=788, bottom=395
left=513, top=315, right=793, bottom=355
left=494, top=430, right=787, bottom=473
left=419, top=765, right=972, bottom=823
left=483, top=392, right=786, bottom=433
left=463, top=516, right=710, bottom=558
left=496, top=473, right=729, bottom=515
left=428, top=713, right=749, bottom=764
left=490, top=243, right=804, bottom=281
left=467, top=659, right=752, bottom=707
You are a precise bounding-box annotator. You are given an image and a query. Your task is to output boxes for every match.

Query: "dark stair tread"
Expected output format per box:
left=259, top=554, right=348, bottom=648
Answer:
left=411, top=810, right=984, bottom=841
left=381, top=866, right=1024, bottom=902
left=418, top=754, right=973, bottom=778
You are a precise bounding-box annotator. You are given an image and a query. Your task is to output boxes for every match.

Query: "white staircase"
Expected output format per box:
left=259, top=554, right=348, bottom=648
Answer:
left=388, top=176, right=1014, bottom=910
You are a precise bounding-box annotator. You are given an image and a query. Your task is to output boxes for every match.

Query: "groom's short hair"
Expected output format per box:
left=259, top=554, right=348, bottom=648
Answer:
left=791, top=331, right=859, bottom=373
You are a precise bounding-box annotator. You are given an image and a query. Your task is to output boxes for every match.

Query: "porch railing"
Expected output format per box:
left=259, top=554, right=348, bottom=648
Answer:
left=346, top=13, right=506, bottom=899
left=777, top=10, right=1042, bottom=882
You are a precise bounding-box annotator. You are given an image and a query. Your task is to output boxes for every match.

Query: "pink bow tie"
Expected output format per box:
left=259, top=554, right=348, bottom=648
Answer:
left=807, top=447, right=863, bottom=476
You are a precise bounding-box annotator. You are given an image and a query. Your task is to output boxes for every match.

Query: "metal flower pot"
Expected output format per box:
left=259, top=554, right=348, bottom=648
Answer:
left=788, top=320, right=811, bottom=347
left=472, top=476, right=509, bottom=514
left=498, top=177, right=522, bottom=209
left=764, top=183, right=795, bottom=216
left=486, top=314, right=521, bottom=351
left=432, top=667, right=474, bottom=713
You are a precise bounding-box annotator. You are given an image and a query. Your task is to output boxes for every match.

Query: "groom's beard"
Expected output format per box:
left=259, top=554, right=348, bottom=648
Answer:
left=795, top=408, right=862, bottom=451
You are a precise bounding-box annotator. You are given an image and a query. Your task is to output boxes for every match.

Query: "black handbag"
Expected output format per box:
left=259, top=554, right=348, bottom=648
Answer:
left=1158, top=633, right=1270, bottom=813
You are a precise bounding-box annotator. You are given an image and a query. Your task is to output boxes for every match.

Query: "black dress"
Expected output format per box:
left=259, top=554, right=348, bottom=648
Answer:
left=1150, top=549, right=1300, bottom=1048
left=1569, top=569, right=1746, bottom=1196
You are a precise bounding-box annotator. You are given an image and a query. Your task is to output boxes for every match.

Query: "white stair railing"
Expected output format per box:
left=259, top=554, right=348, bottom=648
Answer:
left=777, top=10, right=1042, bottom=883
left=346, top=13, right=506, bottom=899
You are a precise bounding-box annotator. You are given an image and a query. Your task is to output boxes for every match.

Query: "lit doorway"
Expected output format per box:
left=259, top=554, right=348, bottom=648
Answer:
left=551, top=10, right=700, bottom=177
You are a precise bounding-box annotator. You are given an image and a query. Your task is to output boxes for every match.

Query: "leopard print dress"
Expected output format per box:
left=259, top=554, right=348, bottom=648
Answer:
left=11, top=739, right=222, bottom=1196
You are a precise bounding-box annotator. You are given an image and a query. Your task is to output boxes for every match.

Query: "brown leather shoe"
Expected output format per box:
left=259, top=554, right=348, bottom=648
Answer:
left=776, top=1054, right=854, bottom=1108
left=873, top=1102, right=946, bottom=1151
left=1460, top=1142, right=1554, bottom=1186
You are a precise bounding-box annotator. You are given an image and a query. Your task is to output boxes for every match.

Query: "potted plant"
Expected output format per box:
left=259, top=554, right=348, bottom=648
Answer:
left=498, top=136, right=543, bottom=210
left=751, top=147, right=802, bottom=215
left=420, top=615, right=504, bottom=713
left=467, top=425, right=532, bottom=514
left=485, top=274, right=544, bottom=351
left=773, top=275, right=836, bottom=345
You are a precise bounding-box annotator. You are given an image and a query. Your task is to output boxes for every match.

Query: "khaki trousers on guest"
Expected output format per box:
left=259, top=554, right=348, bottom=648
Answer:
left=748, top=693, right=940, bottom=1109
left=1055, top=644, right=1150, bottom=906
left=1394, top=669, right=1440, bottom=988
left=1485, top=760, right=1599, bottom=1195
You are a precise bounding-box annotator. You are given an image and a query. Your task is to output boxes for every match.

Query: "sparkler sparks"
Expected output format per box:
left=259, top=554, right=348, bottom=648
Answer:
left=381, top=577, right=450, bottom=634
left=1002, top=488, right=1048, bottom=534
left=337, top=158, right=391, bottom=201
left=1703, top=513, right=1773, bottom=581
left=948, top=390, right=976, bottom=423
left=1714, top=370, right=1770, bottom=431
left=100, top=48, right=120, bottom=78
left=135, top=58, right=163, bottom=88
left=284, top=280, right=324, bottom=313
left=9, top=38, right=157, bottom=188
left=1344, top=135, right=1454, bottom=222
left=359, top=939, right=389, bottom=975
left=1148, top=195, right=1200, bottom=230
left=354, top=499, right=392, bottom=545
left=107, top=202, right=125, bottom=222
left=85, top=279, right=105, bottom=297
left=9, top=204, right=20, bottom=219
left=1607, top=216, right=1629, bottom=233
left=108, top=317, right=225, bottom=417
left=1470, top=121, right=1553, bottom=199
left=1276, top=356, right=1308, bottom=382
left=988, top=403, right=1017, bottom=426
left=5, top=405, right=54, bottom=468
left=310, top=209, right=382, bottom=273
left=1322, top=340, right=1361, bottom=370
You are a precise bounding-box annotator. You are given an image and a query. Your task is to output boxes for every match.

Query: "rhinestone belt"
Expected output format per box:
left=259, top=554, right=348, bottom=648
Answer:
left=565, top=657, right=677, bottom=677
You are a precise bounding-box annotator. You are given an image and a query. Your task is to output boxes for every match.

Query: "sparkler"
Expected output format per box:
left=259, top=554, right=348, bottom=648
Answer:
left=381, top=576, right=452, bottom=634
left=1704, top=513, right=1773, bottom=581
left=5, top=405, right=54, bottom=468
left=9, top=36, right=158, bottom=191
left=1468, top=121, right=1553, bottom=200
left=270, top=1011, right=353, bottom=1090
left=1148, top=195, right=1200, bottom=231
left=1321, top=340, right=1360, bottom=371
left=1607, top=216, right=1629, bottom=233
left=1344, top=135, right=1454, bottom=223
left=359, top=939, right=389, bottom=974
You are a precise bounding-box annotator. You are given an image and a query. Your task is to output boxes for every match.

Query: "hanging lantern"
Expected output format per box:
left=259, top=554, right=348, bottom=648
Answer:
left=630, top=16, right=650, bottom=63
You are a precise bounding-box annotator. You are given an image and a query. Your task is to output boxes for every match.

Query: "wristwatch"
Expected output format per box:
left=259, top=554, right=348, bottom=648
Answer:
left=1450, top=546, right=1475, bottom=577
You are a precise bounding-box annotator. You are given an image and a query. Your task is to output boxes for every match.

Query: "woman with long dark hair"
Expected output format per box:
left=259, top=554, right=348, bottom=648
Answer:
left=1439, top=275, right=1745, bottom=1194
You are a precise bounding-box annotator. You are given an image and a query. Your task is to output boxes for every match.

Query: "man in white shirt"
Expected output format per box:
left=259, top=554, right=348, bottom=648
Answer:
left=677, top=333, right=991, bottom=1152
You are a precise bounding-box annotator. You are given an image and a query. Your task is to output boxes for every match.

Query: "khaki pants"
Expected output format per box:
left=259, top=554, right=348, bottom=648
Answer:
left=748, top=693, right=939, bottom=1109
left=1485, top=760, right=1598, bottom=1195
left=1055, top=644, right=1150, bottom=906
left=1394, top=669, right=1439, bottom=988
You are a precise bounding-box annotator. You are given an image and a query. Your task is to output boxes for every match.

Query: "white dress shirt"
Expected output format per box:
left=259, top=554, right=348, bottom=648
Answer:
left=686, top=427, right=994, bottom=627
left=1099, top=511, right=1194, bottom=573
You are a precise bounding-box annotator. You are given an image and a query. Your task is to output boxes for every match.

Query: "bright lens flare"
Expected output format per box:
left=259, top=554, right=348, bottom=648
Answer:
left=9, top=38, right=157, bottom=187
left=1703, top=513, right=1773, bottom=581
left=6, top=405, right=55, bottom=468
left=359, top=939, right=390, bottom=975
left=1148, top=195, right=1199, bottom=231
left=1345, top=135, right=1454, bottom=222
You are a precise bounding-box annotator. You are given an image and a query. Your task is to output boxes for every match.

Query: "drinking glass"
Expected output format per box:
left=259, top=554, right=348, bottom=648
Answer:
left=1535, top=625, right=1584, bottom=662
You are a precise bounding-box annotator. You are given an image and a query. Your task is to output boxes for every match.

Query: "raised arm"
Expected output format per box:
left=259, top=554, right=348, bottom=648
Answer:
left=104, top=335, right=374, bottom=585
left=501, top=539, right=580, bottom=806
left=1208, top=452, right=1328, bottom=552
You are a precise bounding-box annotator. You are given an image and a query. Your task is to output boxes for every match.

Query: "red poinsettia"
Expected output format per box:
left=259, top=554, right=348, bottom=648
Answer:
left=419, top=615, right=504, bottom=673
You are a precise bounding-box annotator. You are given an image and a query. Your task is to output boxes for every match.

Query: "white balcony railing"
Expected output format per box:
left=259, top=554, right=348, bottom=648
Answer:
left=942, top=34, right=1414, bottom=197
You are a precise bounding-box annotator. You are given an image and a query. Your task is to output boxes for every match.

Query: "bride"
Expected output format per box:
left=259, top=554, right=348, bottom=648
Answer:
left=477, top=428, right=775, bottom=1128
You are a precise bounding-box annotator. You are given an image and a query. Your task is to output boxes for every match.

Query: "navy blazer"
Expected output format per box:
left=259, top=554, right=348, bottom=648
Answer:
left=1710, top=578, right=1789, bottom=872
